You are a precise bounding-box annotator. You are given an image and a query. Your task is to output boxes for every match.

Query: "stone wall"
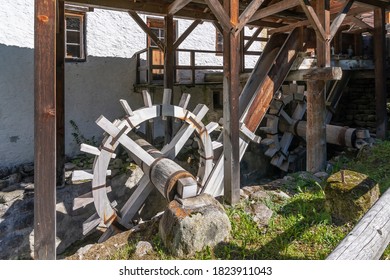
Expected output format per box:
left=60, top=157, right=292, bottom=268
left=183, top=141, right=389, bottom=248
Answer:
left=333, top=76, right=390, bottom=134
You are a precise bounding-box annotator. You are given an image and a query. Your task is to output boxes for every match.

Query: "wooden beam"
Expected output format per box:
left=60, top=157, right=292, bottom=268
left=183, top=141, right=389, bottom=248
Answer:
left=234, top=0, right=264, bottom=35
left=244, top=27, right=263, bottom=52
left=213, top=21, right=224, bottom=35
left=305, top=0, right=332, bottom=173
left=223, top=0, right=240, bottom=204
left=164, top=15, right=175, bottom=142
left=204, top=0, right=233, bottom=31
left=249, top=0, right=300, bottom=22
left=173, top=19, right=203, bottom=49
left=346, top=15, right=374, bottom=29
left=299, top=0, right=327, bottom=41
left=374, top=8, right=387, bottom=139
left=327, top=187, right=390, bottom=260
left=56, top=0, right=65, bottom=187
left=330, top=0, right=355, bottom=40
left=129, top=11, right=166, bottom=52
left=34, top=0, right=57, bottom=260
left=167, top=0, right=193, bottom=15
left=356, top=0, right=390, bottom=8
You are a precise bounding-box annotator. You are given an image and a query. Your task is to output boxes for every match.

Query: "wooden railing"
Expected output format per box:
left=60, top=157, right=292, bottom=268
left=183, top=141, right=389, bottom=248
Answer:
left=134, top=46, right=262, bottom=85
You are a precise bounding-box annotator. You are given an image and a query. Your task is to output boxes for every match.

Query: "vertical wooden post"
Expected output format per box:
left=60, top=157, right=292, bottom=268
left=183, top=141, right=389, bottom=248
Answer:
left=34, top=0, right=57, bottom=259
left=374, top=8, right=387, bottom=139
left=223, top=0, right=240, bottom=204
left=56, top=0, right=65, bottom=186
left=306, top=0, right=330, bottom=172
left=164, top=15, right=175, bottom=143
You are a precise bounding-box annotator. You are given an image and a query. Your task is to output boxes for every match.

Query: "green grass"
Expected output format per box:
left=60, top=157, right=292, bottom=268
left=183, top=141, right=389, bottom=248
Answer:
left=94, top=141, right=390, bottom=260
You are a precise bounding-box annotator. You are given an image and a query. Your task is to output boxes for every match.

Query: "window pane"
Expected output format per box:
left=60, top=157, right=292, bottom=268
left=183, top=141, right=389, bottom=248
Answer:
left=66, top=31, right=80, bottom=44
left=66, top=17, right=80, bottom=30
left=66, top=45, right=80, bottom=58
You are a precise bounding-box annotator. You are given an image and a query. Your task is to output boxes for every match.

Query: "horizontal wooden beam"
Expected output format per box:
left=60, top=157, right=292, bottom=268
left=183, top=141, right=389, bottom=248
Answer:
left=234, top=0, right=264, bottom=35
left=303, top=67, right=343, bottom=81
left=128, top=11, right=166, bottom=52
left=356, top=0, right=390, bottom=8
left=167, top=0, right=193, bottom=15
left=249, top=0, right=300, bottom=22
left=173, top=19, right=203, bottom=49
left=204, top=0, right=233, bottom=31
left=346, top=15, right=374, bottom=29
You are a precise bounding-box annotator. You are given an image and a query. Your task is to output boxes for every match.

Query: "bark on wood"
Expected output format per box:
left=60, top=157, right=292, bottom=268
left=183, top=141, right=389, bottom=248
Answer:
left=327, top=187, right=390, bottom=260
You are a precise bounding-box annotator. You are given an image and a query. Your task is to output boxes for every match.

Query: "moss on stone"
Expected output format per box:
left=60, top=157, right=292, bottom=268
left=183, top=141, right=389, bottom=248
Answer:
left=325, top=170, right=379, bottom=225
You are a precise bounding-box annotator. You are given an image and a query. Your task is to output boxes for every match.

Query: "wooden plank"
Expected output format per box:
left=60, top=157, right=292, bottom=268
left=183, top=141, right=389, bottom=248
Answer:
left=234, top=0, right=264, bottom=35
left=223, top=0, right=240, bottom=205
left=243, top=27, right=263, bottom=52
left=346, top=15, right=374, bottom=29
left=128, top=11, right=165, bottom=52
left=56, top=0, right=65, bottom=187
left=173, top=19, right=203, bottom=49
left=34, top=0, right=57, bottom=260
left=356, top=0, right=390, bottom=8
left=268, top=19, right=310, bottom=35
left=212, top=21, right=224, bottom=35
left=330, top=0, right=355, bottom=40
left=249, top=0, right=300, bottom=22
left=204, top=0, right=233, bottom=32
left=167, top=0, right=193, bottom=15
left=327, top=187, right=390, bottom=260
left=119, top=99, right=134, bottom=116
left=303, top=67, right=343, bottom=80
left=164, top=15, right=175, bottom=143
left=374, top=8, right=387, bottom=139
left=299, top=0, right=327, bottom=41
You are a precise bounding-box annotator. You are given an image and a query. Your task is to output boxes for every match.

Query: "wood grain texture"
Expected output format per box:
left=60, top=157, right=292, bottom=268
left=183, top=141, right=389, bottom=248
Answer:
left=327, top=187, right=390, bottom=260
left=34, top=0, right=57, bottom=260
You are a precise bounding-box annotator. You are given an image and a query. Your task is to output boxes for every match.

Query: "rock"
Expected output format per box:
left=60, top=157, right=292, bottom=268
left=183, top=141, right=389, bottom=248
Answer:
left=240, top=189, right=249, bottom=199
left=75, top=244, right=94, bottom=260
left=159, top=194, right=231, bottom=257
left=250, top=190, right=269, bottom=201
left=21, top=163, right=34, bottom=175
left=7, top=173, right=22, bottom=185
left=64, top=162, right=76, bottom=171
left=0, top=190, right=24, bottom=203
left=135, top=241, right=153, bottom=257
left=314, top=171, right=329, bottom=180
left=268, top=190, right=290, bottom=201
left=0, top=167, right=10, bottom=179
left=325, top=170, right=380, bottom=225
left=296, top=171, right=322, bottom=183
left=0, top=179, right=9, bottom=191
left=245, top=201, right=273, bottom=228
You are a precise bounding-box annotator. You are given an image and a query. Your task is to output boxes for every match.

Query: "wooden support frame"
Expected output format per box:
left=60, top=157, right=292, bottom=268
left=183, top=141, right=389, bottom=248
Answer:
left=330, top=0, right=355, bottom=40
left=223, top=0, right=240, bottom=205
left=34, top=0, right=57, bottom=260
left=167, top=0, right=193, bottom=15
left=164, top=15, right=175, bottom=142
left=204, top=0, right=233, bottom=32
left=129, top=11, right=166, bottom=52
left=374, top=8, right=387, bottom=139
left=243, top=27, right=263, bottom=52
left=56, top=0, right=65, bottom=186
left=299, top=0, right=328, bottom=41
left=249, top=0, right=300, bottom=22
left=173, top=19, right=203, bottom=49
left=234, top=0, right=265, bottom=36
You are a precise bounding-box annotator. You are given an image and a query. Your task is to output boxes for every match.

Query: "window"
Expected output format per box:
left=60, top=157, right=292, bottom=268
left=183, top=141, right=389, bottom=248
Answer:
left=65, top=13, right=86, bottom=61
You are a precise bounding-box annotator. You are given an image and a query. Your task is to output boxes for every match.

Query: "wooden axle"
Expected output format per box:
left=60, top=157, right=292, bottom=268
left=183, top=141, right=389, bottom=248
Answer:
left=128, top=131, right=197, bottom=201
left=279, top=120, right=357, bottom=148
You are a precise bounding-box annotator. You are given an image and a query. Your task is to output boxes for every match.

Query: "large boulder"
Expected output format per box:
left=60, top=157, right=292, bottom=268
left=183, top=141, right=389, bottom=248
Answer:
left=159, top=194, right=231, bottom=257
left=325, top=170, right=380, bottom=225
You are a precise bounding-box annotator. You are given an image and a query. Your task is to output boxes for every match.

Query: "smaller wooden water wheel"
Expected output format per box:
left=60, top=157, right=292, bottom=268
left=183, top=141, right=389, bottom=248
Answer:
left=76, top=89, right=217, bottom=241
left=260, top=83, right=307, bottom=171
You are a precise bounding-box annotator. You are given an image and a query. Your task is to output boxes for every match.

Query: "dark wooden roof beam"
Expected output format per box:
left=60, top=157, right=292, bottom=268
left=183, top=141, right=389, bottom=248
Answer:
left=234, top=0, right=265, bottom=35
left=356, top=0, right=390, bottom=9
left=249, top=0, right=300, bottom=22
left=204, top=0, right=232, bottom=31
left=330, top=0, right=355, bottom=40
left=168, top=0, right=193, bottom=15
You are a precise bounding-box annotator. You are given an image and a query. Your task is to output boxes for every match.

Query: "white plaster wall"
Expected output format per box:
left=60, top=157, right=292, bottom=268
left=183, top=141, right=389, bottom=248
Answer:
left=0, top=1, right=263, bottom=167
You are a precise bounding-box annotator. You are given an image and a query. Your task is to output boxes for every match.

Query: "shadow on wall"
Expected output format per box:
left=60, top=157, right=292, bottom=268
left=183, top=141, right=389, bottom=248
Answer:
left=0, top=43, right=142, bottom=167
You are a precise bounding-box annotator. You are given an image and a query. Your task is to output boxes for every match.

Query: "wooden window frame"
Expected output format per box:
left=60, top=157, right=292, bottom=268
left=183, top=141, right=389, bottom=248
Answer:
left=215, top=29, right=223, bottom=55
left=65, top=12, right=86, bottom=62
